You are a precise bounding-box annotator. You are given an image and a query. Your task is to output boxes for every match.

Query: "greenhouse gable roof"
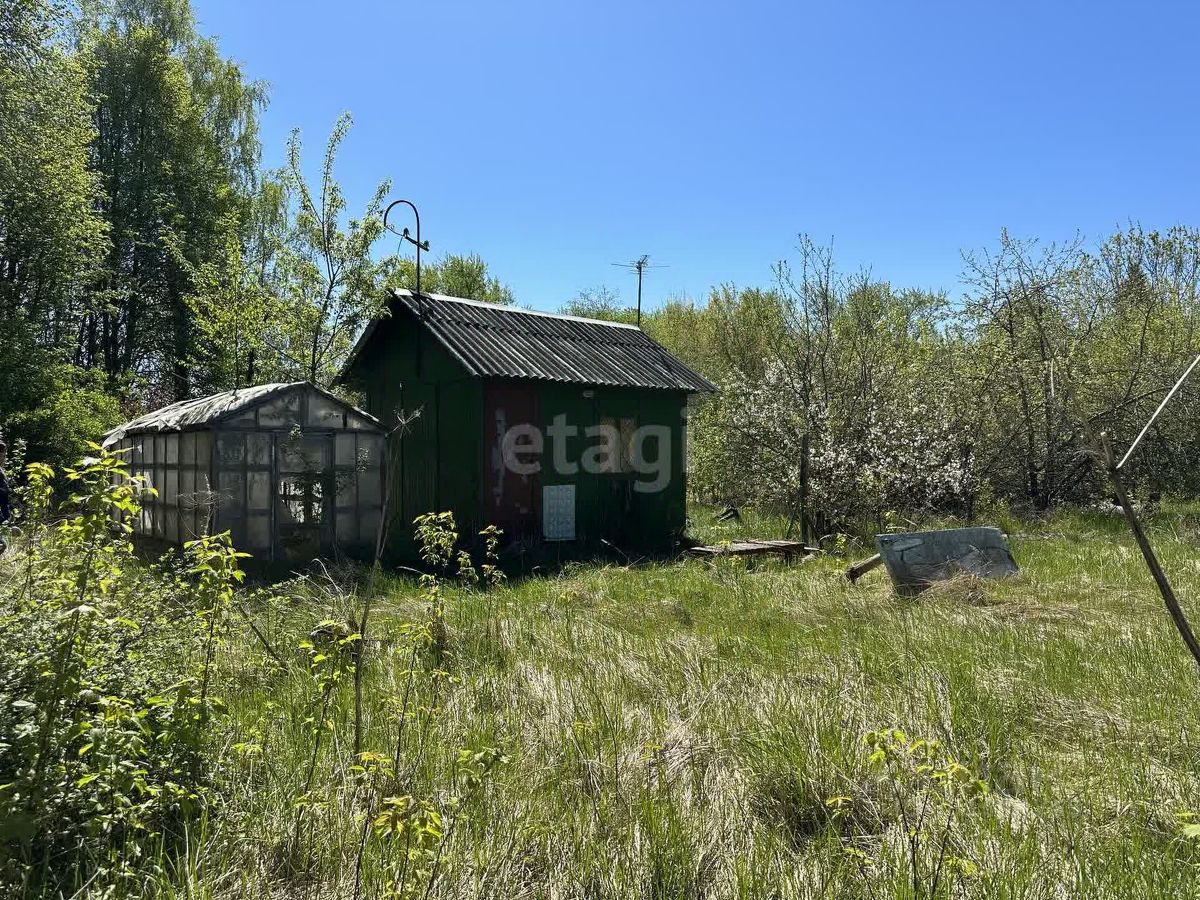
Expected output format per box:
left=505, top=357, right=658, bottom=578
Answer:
left=101, top=382, right=380, bottom=446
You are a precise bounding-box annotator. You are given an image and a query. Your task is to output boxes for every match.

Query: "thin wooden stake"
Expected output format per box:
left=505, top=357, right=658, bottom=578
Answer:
left=1101, top=431, right=1200, bottom=672
left=799, top=433, right=810, bottom=545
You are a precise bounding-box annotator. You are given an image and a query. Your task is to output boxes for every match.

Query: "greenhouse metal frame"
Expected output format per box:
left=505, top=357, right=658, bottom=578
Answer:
left=103, top=383, right=385, bottom=562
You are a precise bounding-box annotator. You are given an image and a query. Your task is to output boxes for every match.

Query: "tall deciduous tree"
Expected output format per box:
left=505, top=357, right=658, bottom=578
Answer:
left=278, top=113, right=390, bottom=386
left=78, top=0, right=264, bottom=401
left=383, top=252, right=514, bottom=305
left=170, top=176, right=293, bottom=392
left=0, top=0, right=118, bottom=463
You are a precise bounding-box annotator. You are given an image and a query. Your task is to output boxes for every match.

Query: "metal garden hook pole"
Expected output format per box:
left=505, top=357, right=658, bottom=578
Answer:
left=1101, top=431, right=1200, bottom=673
left=383, top=199, right=429, bottom=294
left=1099, top=352, right=1200, bottom=674
left=383, top=199, right=430, bottom=377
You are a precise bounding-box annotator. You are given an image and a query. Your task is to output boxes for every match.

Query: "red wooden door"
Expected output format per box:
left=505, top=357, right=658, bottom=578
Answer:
left=483, top=385, right=539, bottom=540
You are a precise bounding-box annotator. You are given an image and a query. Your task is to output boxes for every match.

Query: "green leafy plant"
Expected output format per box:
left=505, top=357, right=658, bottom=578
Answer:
left=0, top=445, right=247, bottom=895
left=837, top=728, right=987, bottom=899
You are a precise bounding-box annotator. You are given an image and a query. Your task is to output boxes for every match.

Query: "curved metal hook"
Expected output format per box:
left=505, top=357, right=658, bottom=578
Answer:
left=382, top=199, right=429, bottom=297
left=382, top=199, right=430, bottom=379
left=383, top=199, right=419, bottom=240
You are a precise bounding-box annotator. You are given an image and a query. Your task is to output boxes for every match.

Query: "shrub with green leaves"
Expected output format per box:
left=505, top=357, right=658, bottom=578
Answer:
left=0, top=445, right=246, bottom=895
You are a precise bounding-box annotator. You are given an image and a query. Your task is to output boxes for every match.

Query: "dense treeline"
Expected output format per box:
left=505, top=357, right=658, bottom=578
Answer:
left=0, top=0, right=509, bottom=466
left=5, top=0, right=1200, bottom=530
left=570, top=229, right=1200, bottom=530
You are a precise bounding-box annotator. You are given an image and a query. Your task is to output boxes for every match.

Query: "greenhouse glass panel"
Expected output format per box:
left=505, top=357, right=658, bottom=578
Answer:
left=247, top=514, right=271, bottom=552
left=279, top=435, right=328, bottom=473
left=247, top=432, right=271, bottom=466
left=335, top=472, right=356, bottom=508
left=257, top=393, right=302, bottom=427
left=307, top=394, right=345, bottom=428
left=248, top=470, right=271, bottom=510
left=181, top=432, right=196, bottom=467
left=336, top=511, right=358, bottom=546
left=358, top=469, right=381, bottom=505
left=218, top=471, right=245, bottom=521
left=217, top=433, right=244, bottom=467
left=335, top=433, right=357, bottom=467
left=359, top=434, right=383, bottom=466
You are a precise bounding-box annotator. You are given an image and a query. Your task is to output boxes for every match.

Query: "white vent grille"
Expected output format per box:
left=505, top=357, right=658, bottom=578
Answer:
left=542, top=484, right=576, bottom=541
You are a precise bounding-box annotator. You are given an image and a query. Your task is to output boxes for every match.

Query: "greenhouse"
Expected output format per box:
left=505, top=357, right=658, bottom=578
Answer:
left=101, top=382, right=385, bottom=562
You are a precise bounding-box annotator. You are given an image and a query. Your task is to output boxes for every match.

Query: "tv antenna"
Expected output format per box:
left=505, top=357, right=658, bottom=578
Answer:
left=611, top=254, right=667, bottom=327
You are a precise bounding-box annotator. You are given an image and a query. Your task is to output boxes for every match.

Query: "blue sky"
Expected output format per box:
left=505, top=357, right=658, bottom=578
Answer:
left=197, top=0, right=1200, bottom=313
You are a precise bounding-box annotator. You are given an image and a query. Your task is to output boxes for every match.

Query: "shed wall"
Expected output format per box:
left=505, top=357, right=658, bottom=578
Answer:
left=350, top=312, right=690, bottom=557
left=539, top=383, right=688, bottom=549
left=355, top=317, right=483, bottom=557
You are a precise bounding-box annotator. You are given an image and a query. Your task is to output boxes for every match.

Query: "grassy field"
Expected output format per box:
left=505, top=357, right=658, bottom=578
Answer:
left=165, top=504, right=1200, bottom=899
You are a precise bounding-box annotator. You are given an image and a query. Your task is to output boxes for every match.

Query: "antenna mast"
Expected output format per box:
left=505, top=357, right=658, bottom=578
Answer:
left=634, top=255, right=647, bottom=326
left=611, top=254, right=665, bottom=327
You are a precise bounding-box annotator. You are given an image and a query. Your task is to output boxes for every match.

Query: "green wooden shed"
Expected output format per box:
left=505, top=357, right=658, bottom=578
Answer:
left=340, top=290, right=715, bottom=559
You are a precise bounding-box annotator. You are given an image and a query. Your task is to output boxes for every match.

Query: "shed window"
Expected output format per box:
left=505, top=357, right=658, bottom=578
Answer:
left=597, top=417, right=637, bottom=473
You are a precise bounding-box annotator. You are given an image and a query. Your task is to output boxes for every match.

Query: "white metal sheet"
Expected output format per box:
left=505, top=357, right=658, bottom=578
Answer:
left=542, top=484, right=576, bottom=541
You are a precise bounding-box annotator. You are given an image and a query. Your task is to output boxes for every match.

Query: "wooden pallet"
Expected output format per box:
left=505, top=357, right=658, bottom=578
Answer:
left=686, top=539, right=817, bottom=560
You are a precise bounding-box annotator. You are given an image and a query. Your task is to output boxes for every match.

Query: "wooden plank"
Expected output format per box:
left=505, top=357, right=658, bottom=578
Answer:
left=845, top=553, right=883, bottom=583
left=687, top=539, right=817, bottom=558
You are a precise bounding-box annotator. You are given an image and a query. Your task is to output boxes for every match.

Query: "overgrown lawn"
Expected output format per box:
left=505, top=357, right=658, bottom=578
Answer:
left=197, top=507, right=1200, bottom=898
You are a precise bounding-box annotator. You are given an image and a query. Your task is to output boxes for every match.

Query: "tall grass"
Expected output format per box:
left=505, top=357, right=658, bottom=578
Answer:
left=8, top=488, right=1200, bottom=896
left=183, top=505, right=1200, bottom=898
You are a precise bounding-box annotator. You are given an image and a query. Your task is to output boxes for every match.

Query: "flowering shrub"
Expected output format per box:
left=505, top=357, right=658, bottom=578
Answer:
left=687, top=228, right=1200, bottom=528
left=691, top=300, right=975, bottom=534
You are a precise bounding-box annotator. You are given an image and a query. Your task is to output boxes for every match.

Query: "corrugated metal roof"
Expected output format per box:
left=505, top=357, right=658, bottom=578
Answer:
left=342, top=290, right=717, bottom=392
left=102, top=382, right=381, bottom=446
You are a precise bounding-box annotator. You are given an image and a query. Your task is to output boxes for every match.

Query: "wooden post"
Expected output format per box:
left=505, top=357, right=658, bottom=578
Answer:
left=845, top=553, right=883, bottom=584
left=799, top=433, right=810, bottom=545
left=1101, top=432, right=1200, bottom=673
